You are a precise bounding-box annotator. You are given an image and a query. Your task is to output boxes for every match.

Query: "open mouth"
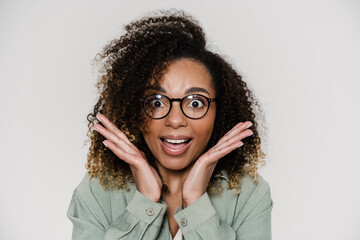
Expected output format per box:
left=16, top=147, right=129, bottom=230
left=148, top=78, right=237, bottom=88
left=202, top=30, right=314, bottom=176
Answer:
left=159, top=137, right=193, bottom=156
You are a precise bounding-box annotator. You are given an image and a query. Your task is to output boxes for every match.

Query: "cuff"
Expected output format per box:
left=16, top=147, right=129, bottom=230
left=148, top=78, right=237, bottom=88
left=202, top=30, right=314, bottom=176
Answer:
left=126, top=190, right=167, bottom=227
left=174, top=192, right=216, bottom=234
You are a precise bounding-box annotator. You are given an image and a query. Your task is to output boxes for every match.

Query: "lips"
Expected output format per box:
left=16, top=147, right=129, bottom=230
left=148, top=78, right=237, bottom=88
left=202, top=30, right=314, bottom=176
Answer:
left=159, top=135, right=193, bottom=156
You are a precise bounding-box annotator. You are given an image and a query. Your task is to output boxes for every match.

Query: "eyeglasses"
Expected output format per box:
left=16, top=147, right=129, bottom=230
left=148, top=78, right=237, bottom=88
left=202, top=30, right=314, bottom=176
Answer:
left=140, top=94, right=216, bottom=119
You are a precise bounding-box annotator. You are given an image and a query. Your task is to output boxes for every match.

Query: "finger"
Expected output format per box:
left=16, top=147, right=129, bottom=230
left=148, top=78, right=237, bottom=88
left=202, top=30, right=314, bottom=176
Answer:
left=140, top=150, right=146, bottom=159
left=216, top=124, right=242, bottom=145
left=217, top=121, right=252, bottom=145
left=217, top=121, right=251, bottom=145
left=94, top=124, right=133, bottom=153
left=214, top=128, right=252, bottom=152
left=205, top=140, right=244, bottom=162
left=103, top=140, right=138, bottom=165
left=210, top=125, right=252, bottom=153
left=103, top=140, right=148, bottom=168
left=96, top=113, right=132, bottom=145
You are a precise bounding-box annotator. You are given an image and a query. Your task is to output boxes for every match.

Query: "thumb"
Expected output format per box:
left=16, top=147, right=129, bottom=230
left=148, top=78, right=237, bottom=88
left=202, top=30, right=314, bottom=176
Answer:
left=140, top=150, right=146, bottom=159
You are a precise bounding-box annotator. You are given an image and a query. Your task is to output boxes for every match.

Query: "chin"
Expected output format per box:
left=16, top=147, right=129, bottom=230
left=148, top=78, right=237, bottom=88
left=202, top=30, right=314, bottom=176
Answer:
left=156, top=158, right=193, bottom=172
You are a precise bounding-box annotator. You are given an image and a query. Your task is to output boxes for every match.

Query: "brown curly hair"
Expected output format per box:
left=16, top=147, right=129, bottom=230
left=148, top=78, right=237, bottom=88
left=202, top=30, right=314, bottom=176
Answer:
left=85, top=10, right=266, bottom=193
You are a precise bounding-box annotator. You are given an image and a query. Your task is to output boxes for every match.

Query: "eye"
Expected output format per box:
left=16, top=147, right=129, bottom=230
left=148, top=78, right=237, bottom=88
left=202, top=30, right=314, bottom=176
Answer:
left=150, top=99, right=166, bottom=108
left=187, top=99, right=205, bottom=109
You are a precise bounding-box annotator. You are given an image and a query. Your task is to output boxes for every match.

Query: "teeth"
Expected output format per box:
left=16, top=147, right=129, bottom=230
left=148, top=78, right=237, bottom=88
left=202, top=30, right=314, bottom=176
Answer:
left=164, top=139, right=188, bottom=144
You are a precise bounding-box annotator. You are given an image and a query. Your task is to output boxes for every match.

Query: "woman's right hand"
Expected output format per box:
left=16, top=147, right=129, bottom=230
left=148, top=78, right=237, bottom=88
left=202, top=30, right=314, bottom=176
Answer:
left=94, top=113, right=162, bottom=202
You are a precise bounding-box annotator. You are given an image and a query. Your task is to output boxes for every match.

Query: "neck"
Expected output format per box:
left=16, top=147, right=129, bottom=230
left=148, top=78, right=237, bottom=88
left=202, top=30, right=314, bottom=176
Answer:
left=156, top=161, right=195, bottom=195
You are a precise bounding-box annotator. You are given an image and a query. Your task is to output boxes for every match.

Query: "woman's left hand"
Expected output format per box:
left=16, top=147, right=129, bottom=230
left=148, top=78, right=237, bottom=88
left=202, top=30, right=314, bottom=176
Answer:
left=181, top=121, right=254, bottom=207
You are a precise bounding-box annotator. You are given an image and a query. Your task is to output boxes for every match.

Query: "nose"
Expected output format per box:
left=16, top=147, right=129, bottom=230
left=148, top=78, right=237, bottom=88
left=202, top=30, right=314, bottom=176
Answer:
left=164, top=102, right=188, bottom=128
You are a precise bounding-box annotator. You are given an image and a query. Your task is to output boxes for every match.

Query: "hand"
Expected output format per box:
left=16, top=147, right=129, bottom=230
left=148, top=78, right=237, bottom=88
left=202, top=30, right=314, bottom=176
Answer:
left=181, top=121, right=254, bottom=207
left=93, top=113, right=162, bottom=202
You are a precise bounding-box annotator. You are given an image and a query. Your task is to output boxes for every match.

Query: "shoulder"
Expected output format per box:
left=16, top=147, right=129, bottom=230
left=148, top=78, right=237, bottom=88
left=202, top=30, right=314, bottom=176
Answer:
left=72, top=172, right=136, bottom=210
left=74, top=172, right=107, bottom=199
left=215, top=170, right=271, bottom=200
left=235, top=174, right=273, bottom=224
left=75, top=172, right=105, bottom=193
left=209, top=172, right=272, bottom=224
left=70, top=173, right=110, bottom=211
left=238, top=174, right=271, bottom=202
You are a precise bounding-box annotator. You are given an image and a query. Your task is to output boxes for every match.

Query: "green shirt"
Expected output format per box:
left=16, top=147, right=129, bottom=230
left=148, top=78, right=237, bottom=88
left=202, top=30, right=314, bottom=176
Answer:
left=67, top=171, right=273, bottom=239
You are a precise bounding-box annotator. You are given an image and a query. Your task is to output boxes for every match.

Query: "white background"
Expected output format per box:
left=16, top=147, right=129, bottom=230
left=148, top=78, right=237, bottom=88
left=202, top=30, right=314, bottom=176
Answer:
left=1, top=0, right=359, bottom=239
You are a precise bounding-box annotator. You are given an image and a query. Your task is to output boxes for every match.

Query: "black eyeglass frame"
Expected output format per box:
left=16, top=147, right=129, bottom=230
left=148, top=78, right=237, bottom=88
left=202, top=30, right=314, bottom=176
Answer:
left=140, top=94, right=216, bottom=120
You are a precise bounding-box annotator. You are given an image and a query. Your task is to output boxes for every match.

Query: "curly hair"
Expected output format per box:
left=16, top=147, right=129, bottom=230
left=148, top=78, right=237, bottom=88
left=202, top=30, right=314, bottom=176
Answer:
left=85, top=10, right=266, bottom=193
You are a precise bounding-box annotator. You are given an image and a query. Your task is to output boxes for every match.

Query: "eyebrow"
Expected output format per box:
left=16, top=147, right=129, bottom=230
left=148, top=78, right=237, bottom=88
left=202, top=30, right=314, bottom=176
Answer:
left=154, top=86, right=210, bottom=96
left=185, top=87, right=210, bottom=96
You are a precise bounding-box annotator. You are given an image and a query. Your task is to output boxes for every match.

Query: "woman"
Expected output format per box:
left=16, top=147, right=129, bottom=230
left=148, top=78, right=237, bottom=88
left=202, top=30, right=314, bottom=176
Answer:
left=68, top=10, right=272, bottom=240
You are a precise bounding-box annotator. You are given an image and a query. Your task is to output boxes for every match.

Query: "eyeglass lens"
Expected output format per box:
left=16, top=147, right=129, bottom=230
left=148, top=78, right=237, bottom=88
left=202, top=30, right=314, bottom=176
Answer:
left=143, top=94, right=209, bottom=119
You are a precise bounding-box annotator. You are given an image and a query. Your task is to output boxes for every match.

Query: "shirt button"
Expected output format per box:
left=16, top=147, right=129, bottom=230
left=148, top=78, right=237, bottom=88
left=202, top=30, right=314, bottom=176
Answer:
left=180, top=218, right=187, bottom=227
left=146, top=208, right=154, bottom=216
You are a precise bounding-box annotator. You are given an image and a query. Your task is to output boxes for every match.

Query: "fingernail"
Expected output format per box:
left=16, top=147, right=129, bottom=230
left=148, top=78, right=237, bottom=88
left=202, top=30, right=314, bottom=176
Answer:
left=246, top=122, right=252, bottom=128
left=238, top=142, right=244, bottom=148
left=102, top=141, right=108, bottom=147
left=96, top=113, right=102, bottom=122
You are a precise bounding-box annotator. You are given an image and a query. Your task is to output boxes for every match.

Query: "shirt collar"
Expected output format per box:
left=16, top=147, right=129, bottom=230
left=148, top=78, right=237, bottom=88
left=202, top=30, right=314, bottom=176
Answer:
left=213, top=169, right=229, bottom=182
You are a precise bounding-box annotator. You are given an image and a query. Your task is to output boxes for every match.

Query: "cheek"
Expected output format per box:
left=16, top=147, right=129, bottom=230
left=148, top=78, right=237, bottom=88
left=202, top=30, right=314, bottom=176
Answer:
left=195, top=113, right=216, bottom=144
left=142, top=121, right=160, bottom=150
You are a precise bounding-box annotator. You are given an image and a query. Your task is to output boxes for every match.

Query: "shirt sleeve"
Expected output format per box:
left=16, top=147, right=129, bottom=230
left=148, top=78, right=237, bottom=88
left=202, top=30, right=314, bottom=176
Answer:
left=67, top=188, right=168, bottom=240
left=173, top=178, right=273, bottom=240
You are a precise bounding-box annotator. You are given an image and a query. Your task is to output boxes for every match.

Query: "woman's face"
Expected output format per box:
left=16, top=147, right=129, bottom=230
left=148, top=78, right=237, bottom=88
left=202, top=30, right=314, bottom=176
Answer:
left=142, top=59, right=216, bottom=171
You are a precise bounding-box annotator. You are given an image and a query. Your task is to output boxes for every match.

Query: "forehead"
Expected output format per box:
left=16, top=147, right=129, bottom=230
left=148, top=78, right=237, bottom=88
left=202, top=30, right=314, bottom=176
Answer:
left=154, top=59, right=215, bottom=96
